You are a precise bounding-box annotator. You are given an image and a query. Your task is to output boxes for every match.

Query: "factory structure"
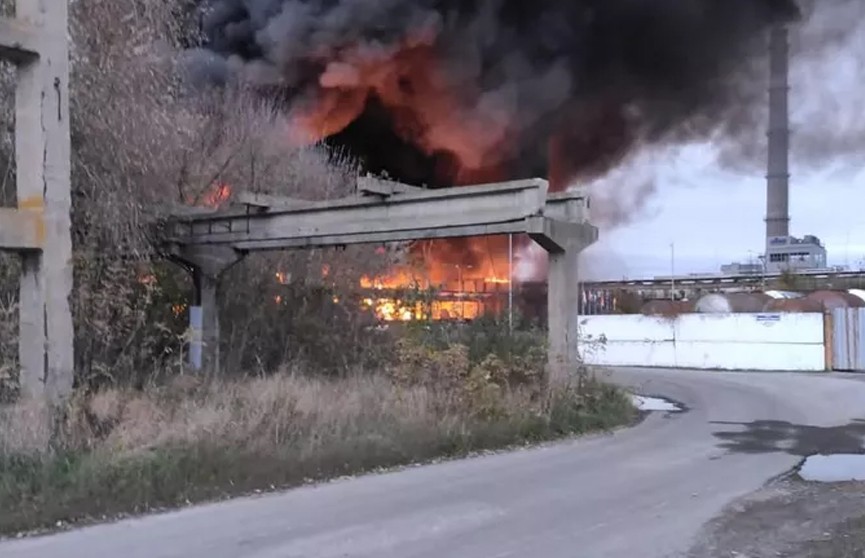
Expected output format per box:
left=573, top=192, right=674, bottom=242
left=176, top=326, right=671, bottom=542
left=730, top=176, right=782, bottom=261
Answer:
left=727, top=25, right=829, bottom=275
left=578, top=24, right=864, bottom=316
left=311, top=23, right=860, bottom=324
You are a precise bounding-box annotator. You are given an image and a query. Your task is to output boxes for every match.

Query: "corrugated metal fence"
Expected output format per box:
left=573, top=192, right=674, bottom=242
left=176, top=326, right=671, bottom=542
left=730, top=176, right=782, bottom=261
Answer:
left=832, top=308, right=865, bottom=371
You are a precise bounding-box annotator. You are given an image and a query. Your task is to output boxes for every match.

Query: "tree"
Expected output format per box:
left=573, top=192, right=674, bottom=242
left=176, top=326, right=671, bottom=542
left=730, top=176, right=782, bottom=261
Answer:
left=0, top=0, right=400, bottom=391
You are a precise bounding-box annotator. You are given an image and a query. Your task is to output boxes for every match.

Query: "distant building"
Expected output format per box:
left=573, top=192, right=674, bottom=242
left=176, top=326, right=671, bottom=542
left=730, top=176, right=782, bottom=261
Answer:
left=764, top=235, right=827, bottom=273
left=720, top=261, right=764, bottom=276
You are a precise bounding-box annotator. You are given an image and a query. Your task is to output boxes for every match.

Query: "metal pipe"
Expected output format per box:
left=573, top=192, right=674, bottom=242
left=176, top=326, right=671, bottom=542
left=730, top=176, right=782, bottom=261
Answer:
left=508, top=233, right=514, bottom=333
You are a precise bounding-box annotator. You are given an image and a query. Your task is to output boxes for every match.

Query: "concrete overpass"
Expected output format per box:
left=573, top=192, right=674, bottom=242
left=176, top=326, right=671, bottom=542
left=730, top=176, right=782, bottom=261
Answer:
left=166, top=177, right=598, bottom=382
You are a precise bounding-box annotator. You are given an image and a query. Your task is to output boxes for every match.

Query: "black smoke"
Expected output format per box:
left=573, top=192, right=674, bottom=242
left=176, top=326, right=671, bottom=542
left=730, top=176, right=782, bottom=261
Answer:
left=187, top=0, right=801, bottom=188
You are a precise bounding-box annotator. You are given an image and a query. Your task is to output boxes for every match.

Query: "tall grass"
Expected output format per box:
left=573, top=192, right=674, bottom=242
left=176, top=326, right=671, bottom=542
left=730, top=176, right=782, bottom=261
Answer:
left=0, top=364, right=632, bottom=535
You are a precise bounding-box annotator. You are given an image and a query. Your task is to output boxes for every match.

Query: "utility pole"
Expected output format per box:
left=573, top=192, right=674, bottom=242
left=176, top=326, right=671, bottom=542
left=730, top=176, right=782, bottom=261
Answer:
left=670, top=242, right=675, bottom=301
left=508, top=233, right=514, bottom=333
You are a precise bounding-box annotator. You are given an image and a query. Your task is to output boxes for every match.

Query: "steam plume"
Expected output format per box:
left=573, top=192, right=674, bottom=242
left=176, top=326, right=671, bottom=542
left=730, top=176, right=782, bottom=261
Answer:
left=188, top=0, right=801, bottom=189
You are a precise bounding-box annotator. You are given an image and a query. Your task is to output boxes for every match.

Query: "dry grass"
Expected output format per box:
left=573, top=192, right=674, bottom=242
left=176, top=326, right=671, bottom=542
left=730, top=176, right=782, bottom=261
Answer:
left=0, top=367, right=632, bottom=535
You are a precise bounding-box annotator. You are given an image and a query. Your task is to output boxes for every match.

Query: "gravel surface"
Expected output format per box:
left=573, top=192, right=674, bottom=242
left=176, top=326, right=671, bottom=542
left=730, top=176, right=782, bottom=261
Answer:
left=688, top=478, right=865, bottom=558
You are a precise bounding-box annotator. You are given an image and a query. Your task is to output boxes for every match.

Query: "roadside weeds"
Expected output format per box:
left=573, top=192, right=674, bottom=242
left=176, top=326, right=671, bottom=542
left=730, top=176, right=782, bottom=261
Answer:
left=0, top=371, right=634, bottom=537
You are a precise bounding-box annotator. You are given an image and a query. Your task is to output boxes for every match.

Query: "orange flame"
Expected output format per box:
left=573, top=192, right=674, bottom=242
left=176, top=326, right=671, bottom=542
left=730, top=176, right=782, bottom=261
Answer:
left=358, top=236, right=517, bottom=321
left=201, top=182, right=232, bottom=208
left=288, top=39, right=513, bottom=184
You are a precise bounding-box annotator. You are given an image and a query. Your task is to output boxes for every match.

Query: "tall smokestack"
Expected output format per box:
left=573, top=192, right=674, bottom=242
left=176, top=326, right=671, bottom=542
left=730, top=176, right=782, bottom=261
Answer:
left=766, top=25, right=791, bottom=242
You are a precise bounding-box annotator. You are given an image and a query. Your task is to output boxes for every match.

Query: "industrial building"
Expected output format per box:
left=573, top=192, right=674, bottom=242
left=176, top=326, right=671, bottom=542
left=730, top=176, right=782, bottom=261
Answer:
left=723, top=25, right=830, bottom=276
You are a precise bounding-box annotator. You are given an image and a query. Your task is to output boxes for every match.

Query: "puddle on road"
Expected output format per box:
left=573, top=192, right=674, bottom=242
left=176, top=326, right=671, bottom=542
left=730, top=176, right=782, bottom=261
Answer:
left=712, top=419, right=865, bottom=456
left=798, top=454, right=865, bottom=482
left=630, top=395, right=683, bottom=412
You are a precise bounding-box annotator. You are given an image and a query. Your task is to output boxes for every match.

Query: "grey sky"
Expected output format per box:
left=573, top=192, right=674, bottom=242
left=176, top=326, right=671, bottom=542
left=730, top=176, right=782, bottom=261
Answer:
left=582, top=2, right=865, bottom=280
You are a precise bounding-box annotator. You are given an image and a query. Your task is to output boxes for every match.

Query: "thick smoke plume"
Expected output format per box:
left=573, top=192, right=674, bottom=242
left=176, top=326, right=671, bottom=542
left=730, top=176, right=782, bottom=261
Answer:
left=189, top=0, right=801, bottom=190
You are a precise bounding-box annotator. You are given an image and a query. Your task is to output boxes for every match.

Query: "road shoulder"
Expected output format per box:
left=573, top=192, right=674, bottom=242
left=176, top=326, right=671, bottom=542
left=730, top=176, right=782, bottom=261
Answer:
left=688, top=476, right=865, bottom=557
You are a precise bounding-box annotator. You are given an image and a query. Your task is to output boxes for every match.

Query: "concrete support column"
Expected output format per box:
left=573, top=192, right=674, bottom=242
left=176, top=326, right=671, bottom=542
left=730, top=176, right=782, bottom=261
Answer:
left=547, top=245, right=581, bottom=387
left=171, top=246, right=243, bottom=375
left=13, top=1, right=74, bottom=403
left=529, top=193, right=598, bottom=389
left=191, top=269, right=221, bottom=375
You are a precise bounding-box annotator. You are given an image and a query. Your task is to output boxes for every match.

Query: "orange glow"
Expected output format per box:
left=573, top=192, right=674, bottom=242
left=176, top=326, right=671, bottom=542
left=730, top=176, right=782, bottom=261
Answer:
left=201, top=182, right=232, bottom=208
left=360, top=268, right=430, bottom=291
left=275, top=271, right=291, bottom=285
left=288, top=39, right=514, bottom=184
left=358, top=236, right=517, bottom=321
left=280, top=32, right=550, bottom=317
left=361, top=296, right=482, bottom=322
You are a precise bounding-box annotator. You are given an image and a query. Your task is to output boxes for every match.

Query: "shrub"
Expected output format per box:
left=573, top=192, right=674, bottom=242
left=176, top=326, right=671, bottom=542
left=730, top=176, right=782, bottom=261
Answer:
left=0, top=367, right=633, bottom=535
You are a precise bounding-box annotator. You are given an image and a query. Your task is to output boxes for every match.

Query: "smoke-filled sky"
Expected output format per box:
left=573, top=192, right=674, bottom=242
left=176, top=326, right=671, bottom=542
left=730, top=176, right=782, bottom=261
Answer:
left=190, top=0, right=799, bottom=186
left=583, top=0, right=865, bottom=279
left=186, top=0, right=865, bottom=279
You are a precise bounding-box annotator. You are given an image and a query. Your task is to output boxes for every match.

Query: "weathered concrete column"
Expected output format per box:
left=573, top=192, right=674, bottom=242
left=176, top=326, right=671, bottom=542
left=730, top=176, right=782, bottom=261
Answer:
left=546, top=245, right=581, bottom=386
left=191, top=269, right=221, bottom=375
left=171, top=246, right=243, bottom=375
left=529, top=192, right=599, bottom=387
left=11, top=2, right=74, bottom=403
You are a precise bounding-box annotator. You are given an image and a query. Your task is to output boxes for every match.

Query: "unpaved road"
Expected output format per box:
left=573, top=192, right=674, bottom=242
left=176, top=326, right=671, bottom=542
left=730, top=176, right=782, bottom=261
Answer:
left=5, top=368, right=865, bottom=558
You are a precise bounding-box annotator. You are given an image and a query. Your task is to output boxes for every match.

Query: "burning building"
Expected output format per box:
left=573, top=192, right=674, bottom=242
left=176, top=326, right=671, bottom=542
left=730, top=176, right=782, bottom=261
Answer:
left=187, top=0, right=802, bottom=320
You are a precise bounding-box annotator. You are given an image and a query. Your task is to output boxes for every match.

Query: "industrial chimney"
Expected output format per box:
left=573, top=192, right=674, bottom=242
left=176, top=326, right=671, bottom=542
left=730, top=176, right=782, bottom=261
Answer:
left=765, top=25, right=790, bottom=244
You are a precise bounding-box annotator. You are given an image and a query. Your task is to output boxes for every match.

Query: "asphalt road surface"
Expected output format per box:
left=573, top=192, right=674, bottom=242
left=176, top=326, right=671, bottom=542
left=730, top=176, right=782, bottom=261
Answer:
left=5, top=368, right=865, bottom=558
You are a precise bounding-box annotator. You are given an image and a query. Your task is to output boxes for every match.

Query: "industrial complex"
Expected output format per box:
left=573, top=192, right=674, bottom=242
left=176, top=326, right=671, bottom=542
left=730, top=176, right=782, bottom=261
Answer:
left=582, top=23, right=861, bottom=315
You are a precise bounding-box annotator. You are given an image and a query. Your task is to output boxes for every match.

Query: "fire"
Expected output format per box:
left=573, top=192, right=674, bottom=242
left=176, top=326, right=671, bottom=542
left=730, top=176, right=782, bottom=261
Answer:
left=357, top=235, right=524, bottom=322
left=361, top=296, right=482, bottom=322
left=200, top=182, right=232, bottom=208
left=288, top=38, right=513, bottom=185
left=363, top=298, right=421, bottom=322
left=278, top=30, right=564, bottom=317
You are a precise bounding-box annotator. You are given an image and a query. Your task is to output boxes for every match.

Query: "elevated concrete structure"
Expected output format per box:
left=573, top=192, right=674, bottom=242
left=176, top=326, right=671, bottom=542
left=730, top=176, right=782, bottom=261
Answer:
left=583, top=269, right=865, bottom=303
left=0, top=3, right=74, bottom=403
left=167, top=177, right=598, bottom=385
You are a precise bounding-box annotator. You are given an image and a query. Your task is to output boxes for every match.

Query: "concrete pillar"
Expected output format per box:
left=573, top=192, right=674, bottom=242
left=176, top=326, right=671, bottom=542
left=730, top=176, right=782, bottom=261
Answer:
left=547, top=245, right=581, bottom=387
left=170, top=245, right=243, bottom=375
left=529, top=194, right=598, bottom=389
left=13, top=2, right=74, bottom=403
left=191, top=269, right=221, bottom=375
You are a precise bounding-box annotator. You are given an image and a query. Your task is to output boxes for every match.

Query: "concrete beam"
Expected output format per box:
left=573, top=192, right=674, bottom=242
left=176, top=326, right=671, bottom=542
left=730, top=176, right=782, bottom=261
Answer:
left=168, top=180, right=550, bottom=249
left=527, top=217, right=598, bottom=254
left=0, top=207, right=44, bottom=250
left=357, top=176, right=424, bottom=197
left=0, top=16, right=42, bottom=63
left=234, top=192, right=313, bottom=210
left=229, top=221, right=529, bottom=251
